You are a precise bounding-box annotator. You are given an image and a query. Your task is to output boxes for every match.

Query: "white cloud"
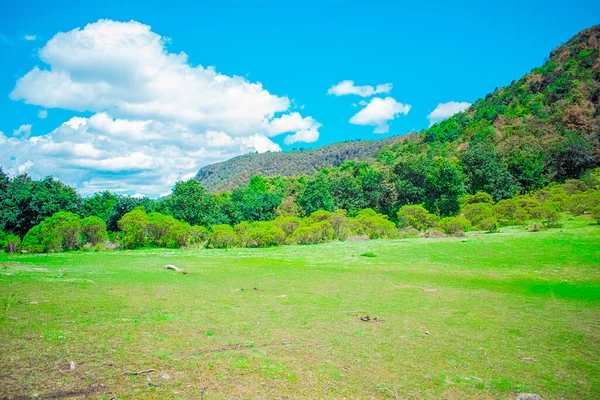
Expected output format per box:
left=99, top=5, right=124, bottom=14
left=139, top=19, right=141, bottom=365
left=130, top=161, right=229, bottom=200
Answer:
left=349, top=97, right=411, bottom=133
left=24, top=34, right=37, bottom=41
left=38, top=109, right=48, bottom=119
left=284, top=129, right=320, bottom=145
left=327, top=80, right=392, bottom=97
left=4, top=19, right=321, bottom=196
left=427, top=101, right=471, bottom=126
left=13, top=124, right=32, bottom=139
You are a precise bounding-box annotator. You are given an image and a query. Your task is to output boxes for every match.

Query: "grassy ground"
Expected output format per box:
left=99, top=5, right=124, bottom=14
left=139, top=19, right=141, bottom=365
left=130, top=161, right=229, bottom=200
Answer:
left=1, top=217, right=599, bottom=399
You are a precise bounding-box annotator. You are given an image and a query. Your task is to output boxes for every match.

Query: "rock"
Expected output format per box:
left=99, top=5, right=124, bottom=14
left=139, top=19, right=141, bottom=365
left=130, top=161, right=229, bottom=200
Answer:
left=517, top=394, right=544, bottom=400
left=69, top=361, right=76, bottom=370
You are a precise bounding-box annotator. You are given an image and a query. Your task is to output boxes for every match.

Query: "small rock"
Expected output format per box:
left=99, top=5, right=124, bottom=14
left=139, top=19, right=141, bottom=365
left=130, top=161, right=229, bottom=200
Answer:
left=424, top=330, right=430, bottom=335
left=69, top=361, right=76, bottom=370
left=517, top=394, right=544, bottom=400
left=160, top=372, right=170, bottom=380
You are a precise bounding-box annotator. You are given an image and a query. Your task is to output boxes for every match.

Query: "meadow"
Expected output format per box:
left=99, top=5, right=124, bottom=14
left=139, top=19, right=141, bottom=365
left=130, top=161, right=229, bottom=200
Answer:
left=1, top=217, right=599, bottom=399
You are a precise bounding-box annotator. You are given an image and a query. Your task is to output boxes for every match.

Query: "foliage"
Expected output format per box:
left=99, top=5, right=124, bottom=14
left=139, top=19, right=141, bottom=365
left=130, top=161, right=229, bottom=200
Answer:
left=81, top=216, right=108, bottom=245
left=436, top=217, right=472, bottom=235
left=22, top=211, right=83, bottom=253
left=118, top=208, right=150, bottom=249
left=354, top=208, right=398, bottom=239
left=287, top=220, right=336, bottom=245
left=235, top=221, right=285, bottom=247
left=273, top=216, right=304, bottom=237
left=592, top=206, right=600, bottom=224
left=297, top=173, right=334, bottom=215
left=208, top=224, right=241, bottom=248
left=397, top=205, right=437, bottom=231
left=4, top=234, right=20, bottom=253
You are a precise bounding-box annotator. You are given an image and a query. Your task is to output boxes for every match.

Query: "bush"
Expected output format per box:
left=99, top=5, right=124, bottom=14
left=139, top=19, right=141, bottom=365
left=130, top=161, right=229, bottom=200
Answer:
left=478, top=217, right=498, bottom=232
left=592, top=206, right=600, bottom=224
left=436, top=217, right=471, bottom=235
left=493, top=199, right=528, bottom=226
left=209, top=224, right=241, bottom=248
left=566, top=191, right=600, bottom=215
left=397, top=205, right=437, bottom=231
left=4, top=234, right=21, bottom=253
left=118, top=208, right=150, bottom=249
left=461, top=203, right=493, bottom=228
left=21, top=211, right=83, bottom=253
left=534, top=206, right=560, bottom=228
left=146, top=212, right=192, bottom=248
left=355, top=208, right=398, bottom=239
left=459, top=191, right=494, bottom=205
left=236, top=221, right=285, bottom=247
left=190, top=225, right=210, bottom=245
left=287, top=220, right=336, bottom=245
left=81, top=216, right=108, bottom=245
left=273, top=216, right=303, bottom=237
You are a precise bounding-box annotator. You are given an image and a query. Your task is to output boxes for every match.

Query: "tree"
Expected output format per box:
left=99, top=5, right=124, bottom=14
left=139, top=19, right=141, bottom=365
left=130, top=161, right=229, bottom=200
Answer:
left=424, top=157, right=465, bottom=216
left=0, top=175, right=83, bottom=237
left=397, top=205, right=437, bottom=231
left=231, top=176, right=283, bottom=223
left=460, top=143, right=516, bottom=201
left=297, top=173, right=334, bottom=215
left=81, top=216, right=108, bottom=245
left=118, top=208, right=150, bottom=249
left=161, top=179, right=217, bottom=227
left=83, top=191, right=116, bottom=222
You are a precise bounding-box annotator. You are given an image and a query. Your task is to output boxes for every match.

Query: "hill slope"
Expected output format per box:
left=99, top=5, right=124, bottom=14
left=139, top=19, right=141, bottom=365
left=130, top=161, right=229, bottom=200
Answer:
left=197, top=25, right=600, bottom=193
left=195, top=137, right=405, bottom=192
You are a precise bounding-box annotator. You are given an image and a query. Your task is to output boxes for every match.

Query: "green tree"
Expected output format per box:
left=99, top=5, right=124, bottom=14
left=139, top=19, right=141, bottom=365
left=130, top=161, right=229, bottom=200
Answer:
left=162, top=179, right=217, bottom=227
left=297, top=173, right=334, bottom=215
left=81, top=216, right=109, bottom=245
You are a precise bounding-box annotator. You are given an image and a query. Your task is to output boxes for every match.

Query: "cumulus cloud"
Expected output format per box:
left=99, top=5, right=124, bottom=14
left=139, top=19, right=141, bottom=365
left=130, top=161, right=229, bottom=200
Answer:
left=4, top=19, right=321, bottom=196
left=13, top=124, right=32, bottom=139
left=349, top=97, right=411, bottom=133
left=38, top=109, right=48, bottom=119
left=327, top=80, right=392, bottom=97
left=427, top=101, right=471, bottom=126
left=24, top=34, right=37, bottom=41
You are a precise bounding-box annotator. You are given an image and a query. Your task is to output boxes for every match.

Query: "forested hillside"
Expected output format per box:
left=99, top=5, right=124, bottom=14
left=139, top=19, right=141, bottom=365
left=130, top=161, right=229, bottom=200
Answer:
left=195, top=137, right=403, bottom=192
left=197, top=25, right=600, bottom=194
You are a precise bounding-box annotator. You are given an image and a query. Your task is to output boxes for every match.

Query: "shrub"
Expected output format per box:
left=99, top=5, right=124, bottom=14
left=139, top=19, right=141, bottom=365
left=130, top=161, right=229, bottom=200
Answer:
left=236, top=221, right=285, bottom=247
left=461, top=203, right=493, bottom=228
left=0, top=230, right=5, bottom=248
left=397, top=205, right=437, bottom=231
left=566, top=191, right=600, bottom=216
left=592, top=206, right=600, bottom=224
left=4, top=234, right=21, bottom=253
left=287, top=220, right=336, bottom=245
left=81, top=216, right=108, bottom=245
left=209, top=224, right=241, bottom=248
left=190, top=225, right=210, bottom=245
left=478, top=217, right=498, bottom=232
left=273, top=216, right=303, bottom=237
left=493, top=199, right=528, bottom=226
left=355, top=208, right=398, bottom=239
left=118, top=208, right=150, bottom=249
left=146, top=212, right=192, bottom=248
left=361, top=252, right=376, bottom=258
left=21, top=211, right=83, bottom=253
left=436, top=217, right=471, bottom=235
left=459, top=191, right=493, bottom=205
left=534, top=206, right=560, bottom=228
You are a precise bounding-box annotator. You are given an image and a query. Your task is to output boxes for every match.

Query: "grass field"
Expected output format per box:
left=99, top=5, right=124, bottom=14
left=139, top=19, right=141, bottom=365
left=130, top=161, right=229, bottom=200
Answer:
left=1, top=218, right=599, bottom=399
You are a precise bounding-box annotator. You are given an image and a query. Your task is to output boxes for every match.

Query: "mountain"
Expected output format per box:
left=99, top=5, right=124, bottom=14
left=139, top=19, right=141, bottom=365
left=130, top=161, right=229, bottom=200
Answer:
left=195, top=137, right=405, bottom=192
left=197, top=25, right=600, bottom=193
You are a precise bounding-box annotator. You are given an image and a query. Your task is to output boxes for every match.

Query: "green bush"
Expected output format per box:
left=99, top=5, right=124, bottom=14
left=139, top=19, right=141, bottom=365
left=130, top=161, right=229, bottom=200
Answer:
left=459, top=191, right=494, bottom=205
left=397, top=205, right=437, bottom=231
left=21, top=211, right=83, bottom=253
left=273, top=216, right=303, bottom=237
left=478, top=217, right=499, bottom=233
left=4, top=234, right=21, bottom=253
left=209, top=224, right=241, bottom=248
left=493, top=199, right=528, bottom=226
left=355, top=208, right=398, bottom=239
left=534, top=206, right=560, bottom=228
left=81, top=216, right=108, bottom=245
left=190, top=225, right=210, bottom=245
left=566, top=191, right=600, bottom=215
left=146, top=212, right=192, bottom=248
left=118, top=208, right=150, bottom=249
left=287, top=220, right=336, bottom=245
left=236, top=221, right=285, bottom=247
left=592, top=206, right=600, bottom=224
left=462, top=203, right=494, bottom=228
left=436, top=217, right=471, bottom=235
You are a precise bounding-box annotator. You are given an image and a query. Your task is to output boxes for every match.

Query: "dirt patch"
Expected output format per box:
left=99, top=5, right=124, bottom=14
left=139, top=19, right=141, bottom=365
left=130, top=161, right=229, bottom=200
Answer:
left=1, top=384, right=106, bottom=400
left=359, top=315, right=385, bottom=323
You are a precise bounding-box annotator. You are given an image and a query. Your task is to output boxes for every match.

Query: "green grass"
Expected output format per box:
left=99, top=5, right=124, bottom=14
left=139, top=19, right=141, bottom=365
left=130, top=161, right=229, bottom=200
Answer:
left=1, top=218, right=599, bottom=399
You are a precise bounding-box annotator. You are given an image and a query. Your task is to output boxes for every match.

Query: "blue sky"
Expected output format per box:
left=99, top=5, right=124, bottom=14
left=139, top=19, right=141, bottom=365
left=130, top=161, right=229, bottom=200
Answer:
left=0, top=0, right=598, bottom=196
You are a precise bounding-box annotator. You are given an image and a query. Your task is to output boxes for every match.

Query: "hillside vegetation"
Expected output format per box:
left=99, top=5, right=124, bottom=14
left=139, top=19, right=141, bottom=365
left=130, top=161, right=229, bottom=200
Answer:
left=195, top=137, right=403, bottom=192
left=196, top=25, right=600, bottom=195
